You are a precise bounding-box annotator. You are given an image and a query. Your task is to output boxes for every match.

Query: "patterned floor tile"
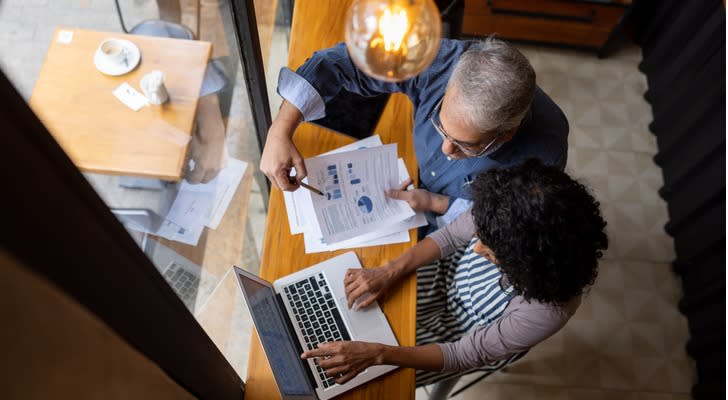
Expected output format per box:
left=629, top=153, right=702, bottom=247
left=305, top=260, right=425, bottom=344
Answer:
left=520, top=43, right=658, bottom=155
left=459, top=382, right=692, bottom=400
left=566, top=154, right=674, bottom=263
left=474, top=257, right=693, bottom=395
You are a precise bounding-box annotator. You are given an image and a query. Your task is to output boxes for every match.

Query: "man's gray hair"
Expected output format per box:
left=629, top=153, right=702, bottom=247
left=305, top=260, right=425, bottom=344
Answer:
left=447, top=37, right=536, bottom=135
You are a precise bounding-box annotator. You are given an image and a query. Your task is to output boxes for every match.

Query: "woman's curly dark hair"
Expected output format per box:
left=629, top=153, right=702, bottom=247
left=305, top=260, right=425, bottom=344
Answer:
left=471, top=158, right=608, bottom=305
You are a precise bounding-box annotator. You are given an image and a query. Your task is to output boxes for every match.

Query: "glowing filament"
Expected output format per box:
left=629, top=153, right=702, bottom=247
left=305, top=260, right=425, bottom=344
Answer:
left=378, top=7, right=408, bottom=53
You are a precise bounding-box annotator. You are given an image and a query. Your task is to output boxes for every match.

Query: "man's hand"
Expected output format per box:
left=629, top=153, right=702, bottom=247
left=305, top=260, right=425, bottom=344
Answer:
left=385, top=179, right=450, bottom=214
left=344, top=264, right=402, bottom=309
left=259, top=101, right=306, bottom=191
left=301, top=341, right=385, bottom=385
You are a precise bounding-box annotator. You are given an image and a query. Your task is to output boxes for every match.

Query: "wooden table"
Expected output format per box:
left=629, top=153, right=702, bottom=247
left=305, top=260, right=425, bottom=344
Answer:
left=245, top=2, right=418, bottom=399
left=29, top=27, right=212, bottom=181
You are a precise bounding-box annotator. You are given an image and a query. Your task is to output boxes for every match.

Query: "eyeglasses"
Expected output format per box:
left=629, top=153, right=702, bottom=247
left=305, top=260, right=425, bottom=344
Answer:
left=428, top=97, right=501, bottom=157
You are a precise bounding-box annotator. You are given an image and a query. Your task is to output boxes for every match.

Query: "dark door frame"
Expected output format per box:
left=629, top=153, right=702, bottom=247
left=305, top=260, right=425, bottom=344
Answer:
left=0, top=67, right=243, bottom=399
left=231, top=0, right=274, bottom=196
left=0, top=0, right=280, bottom=395
left=0, top=0, right=291, bottom=394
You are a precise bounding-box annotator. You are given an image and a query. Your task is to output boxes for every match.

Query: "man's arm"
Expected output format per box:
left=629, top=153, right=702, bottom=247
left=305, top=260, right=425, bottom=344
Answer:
left=262, top=40, right=467, bottom=190
left=384, top=180, right=473, bottom=226
left=384, top=178, right=451, bottom=215
left=286, top=43, right=414, bottom=116
left=262, top=44, right=414, bottom=190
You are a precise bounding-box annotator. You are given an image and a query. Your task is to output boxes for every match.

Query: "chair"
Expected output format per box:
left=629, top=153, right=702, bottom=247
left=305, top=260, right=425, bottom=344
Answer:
left=113, top=0, right=229, bottom=97
left=428, top=351, right=528, bottom=399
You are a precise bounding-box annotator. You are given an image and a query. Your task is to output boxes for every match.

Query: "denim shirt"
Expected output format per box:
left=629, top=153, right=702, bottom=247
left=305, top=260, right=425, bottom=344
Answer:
left=277, top=39, right=569, bottom=226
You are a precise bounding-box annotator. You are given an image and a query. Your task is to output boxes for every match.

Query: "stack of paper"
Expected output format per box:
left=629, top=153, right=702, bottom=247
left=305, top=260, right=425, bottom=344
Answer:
left=284, top=136, right=427, bottom=253
left=124, top=158, right=249, bottom=247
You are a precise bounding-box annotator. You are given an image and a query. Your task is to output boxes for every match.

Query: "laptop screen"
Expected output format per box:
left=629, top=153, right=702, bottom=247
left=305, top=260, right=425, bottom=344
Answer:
left=238, top=273, right=316, bottom=397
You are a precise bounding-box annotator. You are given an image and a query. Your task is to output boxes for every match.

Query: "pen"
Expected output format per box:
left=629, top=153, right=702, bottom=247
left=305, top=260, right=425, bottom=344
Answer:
left=300, top=181, right=324, bottom=196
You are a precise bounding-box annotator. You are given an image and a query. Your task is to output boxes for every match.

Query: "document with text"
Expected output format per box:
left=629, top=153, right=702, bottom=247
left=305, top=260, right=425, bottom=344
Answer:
left=302, top=158, right=426, bottom=253
left=305, top=143, right=415, bottom=244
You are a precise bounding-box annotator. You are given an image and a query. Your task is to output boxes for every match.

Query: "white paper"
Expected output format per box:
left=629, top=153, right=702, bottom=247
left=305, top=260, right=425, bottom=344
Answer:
left=156, top=182, right=215, bottom=246
left=283, top=184, right=313, bottom=234
left=304, top=228, right=410, bottom=252
left=282, top=135, right=427, bottom=253
left=57, top=30, right=73, bottom=44
left=284, top=135, right=384, bottom=234
left=206, top=158, right=248, bottom=229
left=122, top=159, right=247, bottom=246
left=113, top=83, right=148, bottom=111
left=303, top=158, right=427, bottom=253
left=305, top=143, right=415, bottom=244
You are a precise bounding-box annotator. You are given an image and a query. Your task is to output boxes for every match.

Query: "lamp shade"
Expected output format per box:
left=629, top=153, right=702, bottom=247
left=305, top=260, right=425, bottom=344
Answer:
left=345, top=0, right=441, bottom=82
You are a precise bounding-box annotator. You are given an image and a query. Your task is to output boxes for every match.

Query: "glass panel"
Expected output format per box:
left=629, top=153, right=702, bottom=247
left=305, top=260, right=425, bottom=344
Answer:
left=257, top=0, right=292, bottom=119
left=0, top=0, right=272, bottom=380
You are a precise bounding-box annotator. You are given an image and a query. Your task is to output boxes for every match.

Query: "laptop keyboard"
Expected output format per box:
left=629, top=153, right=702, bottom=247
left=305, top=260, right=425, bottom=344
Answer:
left=163, top=262, right=198, bottom=310
left=283, top=273, right=351, bottom=389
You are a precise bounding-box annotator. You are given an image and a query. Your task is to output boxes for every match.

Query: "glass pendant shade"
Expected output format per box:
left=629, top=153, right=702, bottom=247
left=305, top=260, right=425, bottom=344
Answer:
left=345, top=0, right=441, bottom=82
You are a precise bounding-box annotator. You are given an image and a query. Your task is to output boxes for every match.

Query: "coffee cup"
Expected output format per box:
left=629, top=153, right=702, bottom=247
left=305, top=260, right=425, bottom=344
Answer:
left=98, top=38, right=128, bottom=66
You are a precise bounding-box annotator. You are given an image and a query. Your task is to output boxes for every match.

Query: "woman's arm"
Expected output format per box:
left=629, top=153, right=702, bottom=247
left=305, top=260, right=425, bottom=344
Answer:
left=345, top=210, right=477, bottom=309
left=344, top=237, right=441, bottom=309
left=301, top=341, right=445, bottom=385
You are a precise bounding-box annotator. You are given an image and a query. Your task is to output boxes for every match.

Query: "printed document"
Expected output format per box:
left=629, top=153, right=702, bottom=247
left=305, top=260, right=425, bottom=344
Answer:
left=284, top=135, right=384, bottom=234
left=303, top=158, right=426, bottom=253
left=151, top=157, right=248, bottom=245
left=305, top=143, right=415, bottom=243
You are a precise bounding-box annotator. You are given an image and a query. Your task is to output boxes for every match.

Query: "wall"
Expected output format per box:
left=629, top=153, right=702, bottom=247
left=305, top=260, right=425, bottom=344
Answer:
left=633, top=1, right=726, bottom=398
left=0, top=250, right=196, bottom=400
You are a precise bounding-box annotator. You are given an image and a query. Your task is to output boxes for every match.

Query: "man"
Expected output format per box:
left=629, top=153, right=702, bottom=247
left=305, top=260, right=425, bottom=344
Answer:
left=301, top=159, right=608, bottom=394
left=261, top=37, right=568, bottom=229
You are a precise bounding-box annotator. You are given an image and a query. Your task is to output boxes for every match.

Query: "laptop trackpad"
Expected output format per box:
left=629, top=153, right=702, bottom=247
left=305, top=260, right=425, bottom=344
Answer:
left=340, top=296, right=393, bottom=343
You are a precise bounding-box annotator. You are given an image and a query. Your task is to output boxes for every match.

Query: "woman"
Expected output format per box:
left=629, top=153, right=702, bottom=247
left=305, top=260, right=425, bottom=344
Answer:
left=301, top=159, right=608, bottom=388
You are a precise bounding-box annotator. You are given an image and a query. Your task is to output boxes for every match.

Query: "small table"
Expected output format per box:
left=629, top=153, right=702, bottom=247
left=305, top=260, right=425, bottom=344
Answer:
left=29, top=27, right=212, bottom=181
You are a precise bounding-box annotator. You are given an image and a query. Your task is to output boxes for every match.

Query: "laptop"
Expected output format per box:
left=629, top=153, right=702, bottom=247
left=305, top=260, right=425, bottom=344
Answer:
left=234, top=252, right=399, bottom=400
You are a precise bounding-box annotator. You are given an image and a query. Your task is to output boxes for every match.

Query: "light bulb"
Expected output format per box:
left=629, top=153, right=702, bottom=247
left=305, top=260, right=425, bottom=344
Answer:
left=345, top=0, right=441, bottom=82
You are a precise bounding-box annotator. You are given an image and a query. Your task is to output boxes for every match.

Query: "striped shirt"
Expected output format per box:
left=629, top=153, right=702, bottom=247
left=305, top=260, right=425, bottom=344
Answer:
left=427, top=210, right=581, bottom=372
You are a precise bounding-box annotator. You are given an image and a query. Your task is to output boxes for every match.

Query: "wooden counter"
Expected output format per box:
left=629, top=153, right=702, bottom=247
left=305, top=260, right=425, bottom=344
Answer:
left=244, top=1, right=418, bottom=399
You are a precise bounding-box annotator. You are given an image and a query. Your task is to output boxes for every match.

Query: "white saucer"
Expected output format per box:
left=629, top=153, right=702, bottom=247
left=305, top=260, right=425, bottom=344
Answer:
left=94, top=39, right=141, bottom=76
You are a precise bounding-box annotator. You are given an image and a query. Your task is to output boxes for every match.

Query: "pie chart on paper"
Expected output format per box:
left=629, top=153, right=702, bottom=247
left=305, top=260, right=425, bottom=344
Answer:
left=357, top=196, right=373, bottom=214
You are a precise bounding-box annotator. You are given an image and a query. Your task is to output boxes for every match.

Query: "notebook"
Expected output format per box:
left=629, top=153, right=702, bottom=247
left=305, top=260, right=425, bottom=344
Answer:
left=234, top=252, right=399, bottom=399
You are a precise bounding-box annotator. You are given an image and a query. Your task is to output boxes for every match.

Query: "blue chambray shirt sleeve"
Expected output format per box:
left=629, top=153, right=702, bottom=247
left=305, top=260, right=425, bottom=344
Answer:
left=436, top=198, right=473, bottom=228
left=277, top=67, right=326, bottom=121
left=276, top=43, right=417, bottom=120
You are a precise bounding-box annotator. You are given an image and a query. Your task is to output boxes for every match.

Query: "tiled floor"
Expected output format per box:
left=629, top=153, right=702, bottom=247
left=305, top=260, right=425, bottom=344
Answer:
left=415, top=44, right=692, bottom=399
left=1, top=2, right=694, bottom=398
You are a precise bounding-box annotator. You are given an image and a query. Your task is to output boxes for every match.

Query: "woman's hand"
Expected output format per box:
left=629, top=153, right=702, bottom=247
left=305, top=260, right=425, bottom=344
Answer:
left=344, top=264, right=402, bottom=309
left=301, top=341, right=384, bottom=385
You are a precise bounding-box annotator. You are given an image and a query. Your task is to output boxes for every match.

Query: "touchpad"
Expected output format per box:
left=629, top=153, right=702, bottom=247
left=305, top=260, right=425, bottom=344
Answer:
left=340, top=296, right=388, bottom=340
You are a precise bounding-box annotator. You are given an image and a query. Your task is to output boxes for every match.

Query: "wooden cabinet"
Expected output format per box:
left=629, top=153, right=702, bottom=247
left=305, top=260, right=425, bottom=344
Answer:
left=462, top=0, right=632, bottom=56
